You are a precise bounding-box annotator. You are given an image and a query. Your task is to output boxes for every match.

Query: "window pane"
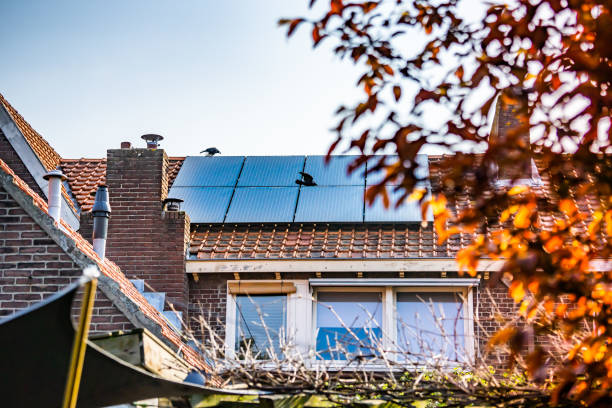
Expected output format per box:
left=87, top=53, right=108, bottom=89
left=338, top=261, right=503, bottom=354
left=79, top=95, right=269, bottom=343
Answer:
left=316, top=292, right=382, bottom=360
left=235, top=295, right=286, bottom=359
left=396, top=292, right=465, bottom=363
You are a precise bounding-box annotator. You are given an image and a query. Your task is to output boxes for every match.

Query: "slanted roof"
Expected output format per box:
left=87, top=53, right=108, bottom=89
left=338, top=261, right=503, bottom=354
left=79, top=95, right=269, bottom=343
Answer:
left=0, top=157, right=209, bottom=371
left=61, top=157, right=184, bottom=211
left=0, top=93, right=80, bottom=221
left=189, top=223, right=468, bottom=260
left=0, top=93, right=62, bottom=171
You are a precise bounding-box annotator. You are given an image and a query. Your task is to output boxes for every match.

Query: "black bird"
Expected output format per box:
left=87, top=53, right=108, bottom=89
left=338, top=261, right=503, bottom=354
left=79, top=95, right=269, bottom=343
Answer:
left=200, top=147, right=220, bottom=156
left=295, top=171, right=317, bottom=186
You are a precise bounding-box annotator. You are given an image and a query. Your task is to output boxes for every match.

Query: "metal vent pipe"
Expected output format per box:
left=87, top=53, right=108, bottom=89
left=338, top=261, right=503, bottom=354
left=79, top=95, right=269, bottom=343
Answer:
left=91, top=185, right=111, bottom=258
left=43, top=169, right=67, bottom=224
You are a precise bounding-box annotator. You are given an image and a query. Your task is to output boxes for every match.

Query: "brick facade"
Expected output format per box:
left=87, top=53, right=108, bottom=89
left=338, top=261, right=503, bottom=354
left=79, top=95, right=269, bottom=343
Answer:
left=0, top=185, right=133, bottom=334
left=83, top=148, right=190, bottom=316
left=189, top=274, right=227, bottom=341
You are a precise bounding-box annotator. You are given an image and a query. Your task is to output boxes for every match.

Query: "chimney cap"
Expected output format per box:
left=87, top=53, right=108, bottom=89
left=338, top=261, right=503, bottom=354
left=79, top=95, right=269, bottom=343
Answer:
left=92, top=185, right=111, bottom=215
left=43, top=169, right=67, bottom=181
left=163, top=197, right=184, bottom=205
left=141, top=134, right=164, bottom=143
left=163, top=197, right=184, bottom=212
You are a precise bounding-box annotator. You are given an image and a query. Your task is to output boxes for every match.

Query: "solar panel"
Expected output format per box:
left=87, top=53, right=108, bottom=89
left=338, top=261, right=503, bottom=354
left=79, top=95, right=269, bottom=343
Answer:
left=167, top=186, right=233, bottom=223
left=237, top=156, right=305, bottom=187
left=294, top=186, right=364, bottom=222
left=364, top=186, right=433, bottom=222
left=303, top=156, right=365, bottom=186
left=366, top=154, right=430, bottom=186
left=225, top=187, right=299, bottom=223
left=172, top=156, right=245, bottom=187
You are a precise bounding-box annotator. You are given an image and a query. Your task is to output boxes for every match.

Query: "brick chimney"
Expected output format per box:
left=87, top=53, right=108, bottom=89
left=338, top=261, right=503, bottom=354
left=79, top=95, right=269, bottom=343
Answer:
left=80, top=145, right=190, bottom=316
left=490, top=87, right=532, bottom=180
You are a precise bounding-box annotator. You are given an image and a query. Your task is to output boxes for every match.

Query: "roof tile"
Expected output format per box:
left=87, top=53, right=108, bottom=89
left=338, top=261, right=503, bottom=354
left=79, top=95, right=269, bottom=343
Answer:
left=0, top=93, right=62, bottom=171
left=60, top=157, right=184, bottom=211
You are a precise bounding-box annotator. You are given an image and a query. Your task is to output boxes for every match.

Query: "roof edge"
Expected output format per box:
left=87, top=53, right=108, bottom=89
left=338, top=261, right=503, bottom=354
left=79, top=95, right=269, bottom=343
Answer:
left=0, top=99, right=80, bottom=228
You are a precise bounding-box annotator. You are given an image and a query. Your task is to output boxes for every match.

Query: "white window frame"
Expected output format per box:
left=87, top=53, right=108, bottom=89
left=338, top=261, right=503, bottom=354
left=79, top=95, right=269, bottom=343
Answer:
left=225, top=278, right=477, bottom=366
left=312, top=286, right=387, bottom=368
left=225, top=280, right=311, bottom=359
left=393, top=286, right=475, bottom=365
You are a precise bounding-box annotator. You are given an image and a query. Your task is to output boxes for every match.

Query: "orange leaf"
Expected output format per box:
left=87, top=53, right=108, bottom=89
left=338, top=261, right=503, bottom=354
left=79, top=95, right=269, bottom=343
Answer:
left=508, top=185, right=528, bottom=196
left=382, top=65, right=394, bottom=75
left=488, top=327, right=517, bottom=348
left=393, top=85, right=401, bottom=101
left=527, top=280, right=539, bottom=294
left=457, top=247, right=478, bottom=277
left=559, top=198, right=577, bottom=216
left=605, top=210, right=612, bottom=237
left=330, top=0, right=343, bottom=14
left=509, top=280, right=526, bottom=303
left=544, top=235, right=563, bottom=253
left=454, top=66, right=464, bottom=80
left=513, top=205, right=531, bottom=229
left=312, top=26, right=321, bottom=44
left=430, top=194, right=447, bottom=216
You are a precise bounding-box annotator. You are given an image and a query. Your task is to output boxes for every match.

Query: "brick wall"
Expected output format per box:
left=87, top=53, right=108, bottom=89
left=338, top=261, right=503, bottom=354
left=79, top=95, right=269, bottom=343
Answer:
left=189, top=275, right=227, bottom=342
left=0, top=130, right=45, bottom=199
left=475, top=279, right=518, bottom=359
left=0, top=185, right=133, bottom=334
left=86, top=148, right=190, bottom=316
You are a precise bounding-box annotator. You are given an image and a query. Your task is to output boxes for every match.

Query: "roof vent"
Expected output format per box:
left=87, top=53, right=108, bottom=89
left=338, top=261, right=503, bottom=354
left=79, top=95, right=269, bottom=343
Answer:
left=141, top=134, right=164, bottom=149
left=42, top=169, right=67, bottom=224
left=92, top=185, right=111, bottom=258
left=163, top=197, right=183, bottom=212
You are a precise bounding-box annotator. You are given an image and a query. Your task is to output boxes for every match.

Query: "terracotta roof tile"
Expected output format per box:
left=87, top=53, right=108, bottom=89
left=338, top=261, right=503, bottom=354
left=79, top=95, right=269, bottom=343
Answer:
left=0, top=93, right=61, bottom=171
left=60, top=157, right=184, bottom=211
left=0, top=158, right=209, bottom=371
left=0, top=93, right=80, bottom=215
left=190, top=223, right=452, bottom=259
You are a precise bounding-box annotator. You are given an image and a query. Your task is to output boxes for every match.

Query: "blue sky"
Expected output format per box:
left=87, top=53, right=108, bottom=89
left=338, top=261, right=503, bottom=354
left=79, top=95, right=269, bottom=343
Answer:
left=0, top=0, right=365, bottom=158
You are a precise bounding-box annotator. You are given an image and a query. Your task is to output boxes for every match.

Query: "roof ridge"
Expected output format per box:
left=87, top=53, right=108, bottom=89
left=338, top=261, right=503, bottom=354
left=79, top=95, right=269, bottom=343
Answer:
left=60, top=158, right=107, bottom=162
left=0, top=92, right=62, bottom=171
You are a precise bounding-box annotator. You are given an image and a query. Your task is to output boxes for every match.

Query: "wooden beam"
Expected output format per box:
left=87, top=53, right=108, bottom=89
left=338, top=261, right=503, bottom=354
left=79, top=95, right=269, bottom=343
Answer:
left=228, top=280, right=297, bottom=295
left=186, top=258, right=504, bottom=274
left=187, top=258, right=612, bottom=274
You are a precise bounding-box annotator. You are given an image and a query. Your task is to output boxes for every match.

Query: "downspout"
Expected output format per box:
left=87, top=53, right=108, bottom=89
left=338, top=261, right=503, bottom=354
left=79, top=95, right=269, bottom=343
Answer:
left=91, top=185, right=111, bottom=258
left=43, top=169, right=67, bottom=223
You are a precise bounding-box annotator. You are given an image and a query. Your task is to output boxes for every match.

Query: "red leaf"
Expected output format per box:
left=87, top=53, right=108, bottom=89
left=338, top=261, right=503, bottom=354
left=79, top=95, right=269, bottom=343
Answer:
left=330, top=0, right=344, bottom=14
left=287, top=19, right=303, bottom=37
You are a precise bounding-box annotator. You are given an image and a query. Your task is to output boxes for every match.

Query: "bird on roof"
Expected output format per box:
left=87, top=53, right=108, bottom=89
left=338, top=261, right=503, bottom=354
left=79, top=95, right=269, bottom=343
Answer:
left=201, top=147, right=220, bottom=156
left=295, top=171, right=317, bottom=186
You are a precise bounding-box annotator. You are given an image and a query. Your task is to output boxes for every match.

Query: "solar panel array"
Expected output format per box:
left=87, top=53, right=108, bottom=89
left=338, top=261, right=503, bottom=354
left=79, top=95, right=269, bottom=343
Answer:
left=169, top=155, right=432, bottom=223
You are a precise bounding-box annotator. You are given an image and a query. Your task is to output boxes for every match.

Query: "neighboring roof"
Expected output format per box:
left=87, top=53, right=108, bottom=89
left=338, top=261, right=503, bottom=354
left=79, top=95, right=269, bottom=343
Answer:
left=61, top=157, right=185, bottom=211
left=0, top=93, right=62, bottom=171
left=0, top=157, right=208, bottom=371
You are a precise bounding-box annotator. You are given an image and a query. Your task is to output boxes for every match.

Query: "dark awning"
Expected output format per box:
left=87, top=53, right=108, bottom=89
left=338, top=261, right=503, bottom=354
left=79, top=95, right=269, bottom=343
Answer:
left=0, top=281, right=250, bottom=407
